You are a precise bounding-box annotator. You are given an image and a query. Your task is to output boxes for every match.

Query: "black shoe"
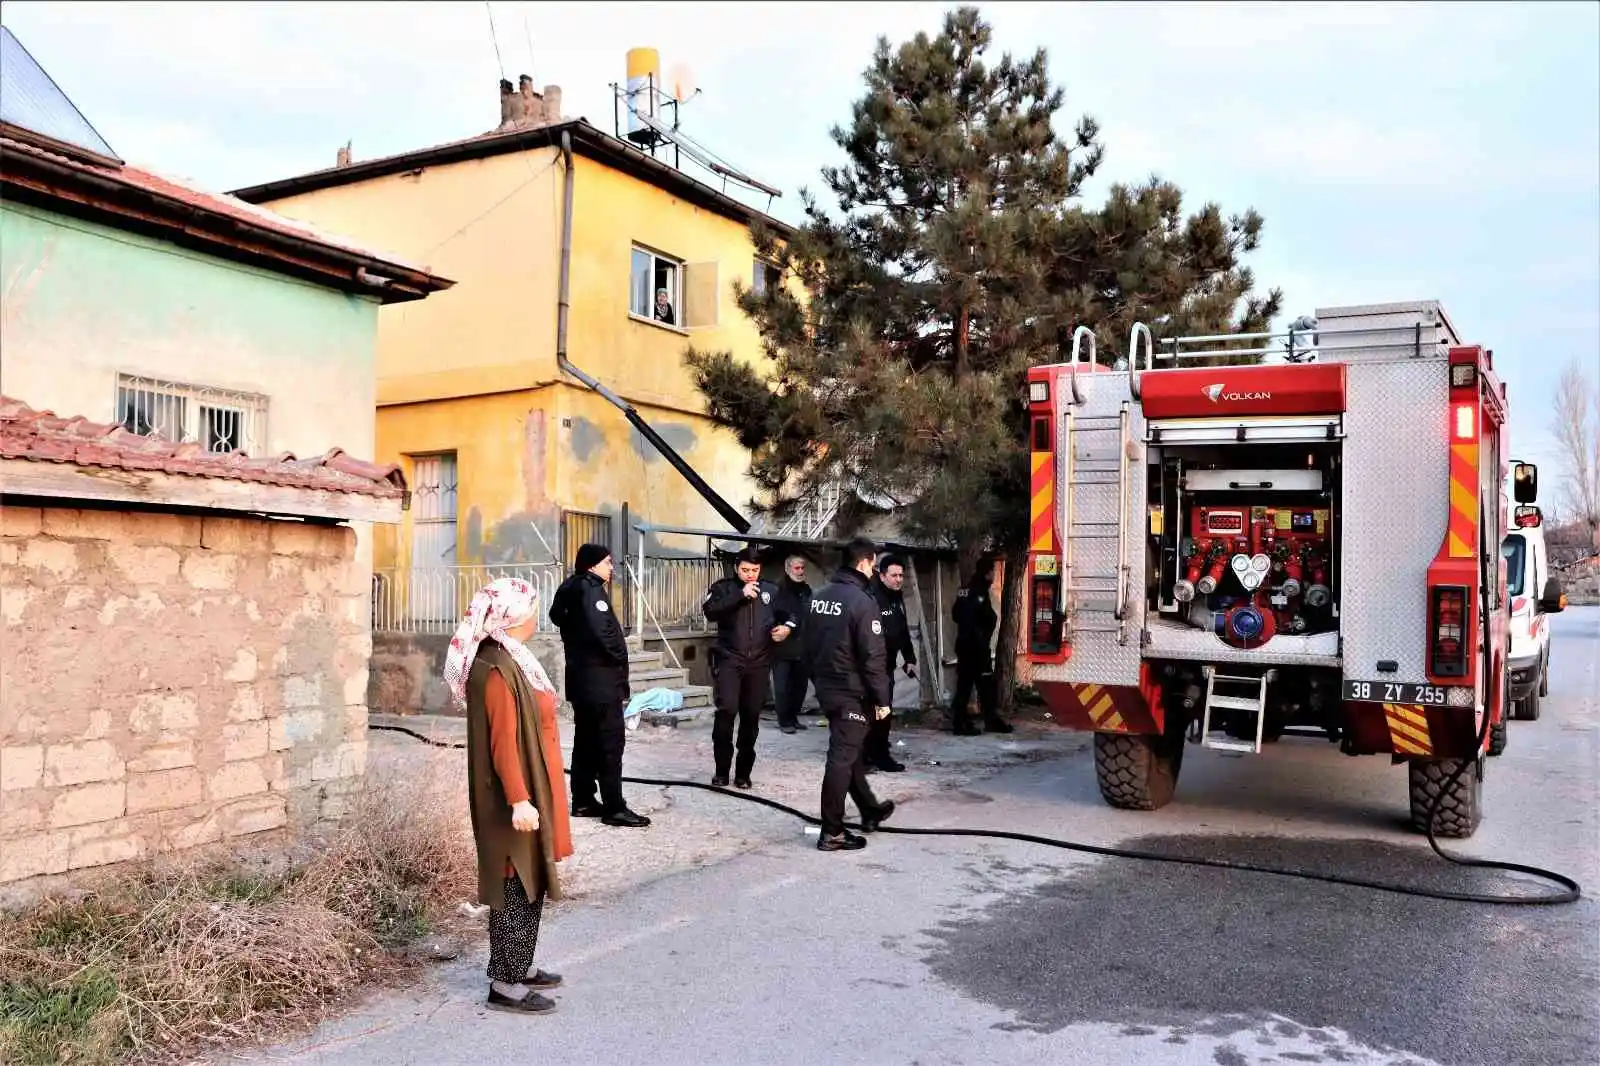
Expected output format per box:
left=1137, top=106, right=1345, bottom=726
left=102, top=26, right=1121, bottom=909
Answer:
left=780, top=724, right=797, bottom=735
left=861, top=799, right=896, bottom=832
left=602, top=808, right=651, bottom=828
left=571, top=803, right=605, bottom=818
left=817, top=830, right=867, bottom=852
left=525, top=969, right=562, bottom=989
left=711, top=774, right=729, bottom=787
left=984, top=717, right=1015, bottom=734
left=875, top=758, right=906, bottom=773
left=733, top=777, right=753, bottom=790
left=487, top=988, right=556, bottom=1014
left=954, top=721, right=982, bottom=736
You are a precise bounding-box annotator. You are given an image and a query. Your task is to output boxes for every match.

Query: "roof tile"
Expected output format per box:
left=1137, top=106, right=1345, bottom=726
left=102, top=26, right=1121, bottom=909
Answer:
left=0, top=396, right=405, bottom=499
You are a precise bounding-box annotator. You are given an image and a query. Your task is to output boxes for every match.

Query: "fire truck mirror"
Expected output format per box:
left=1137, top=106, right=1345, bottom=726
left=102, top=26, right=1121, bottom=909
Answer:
left=1512, top=462, right=1538, bottom=504
left=1539, top=577, right=1567, bottom=615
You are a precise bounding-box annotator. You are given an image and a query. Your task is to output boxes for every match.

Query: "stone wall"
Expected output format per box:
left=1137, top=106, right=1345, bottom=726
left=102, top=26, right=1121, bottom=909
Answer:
left=368, top=631, right=566, bottom=716
left=0, top=504, right=371, bottom=889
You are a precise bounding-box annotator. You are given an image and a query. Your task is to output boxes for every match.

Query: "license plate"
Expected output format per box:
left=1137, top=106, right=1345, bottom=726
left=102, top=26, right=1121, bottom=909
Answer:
left=1343, top=680, right=1449, bottom=706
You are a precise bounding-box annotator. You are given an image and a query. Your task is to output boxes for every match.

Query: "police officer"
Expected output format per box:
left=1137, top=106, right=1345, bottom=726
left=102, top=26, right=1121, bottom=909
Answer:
left=548, top=543, right=651, bottom=827
left=950, top=559, right=1014, bottom=736
left=864, top=553, right=916, bottom=772
left=702, top=546, right=795, bottom=788
left=804, top=537, right=897, bottom=852
left=771, top=555, right=814, bottom=734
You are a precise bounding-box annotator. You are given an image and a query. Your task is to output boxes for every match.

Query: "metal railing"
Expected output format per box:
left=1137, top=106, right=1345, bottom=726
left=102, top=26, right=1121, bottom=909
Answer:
left=632, top=555, right=724, bottom=632
left=372, top=563, right=564, bottom=634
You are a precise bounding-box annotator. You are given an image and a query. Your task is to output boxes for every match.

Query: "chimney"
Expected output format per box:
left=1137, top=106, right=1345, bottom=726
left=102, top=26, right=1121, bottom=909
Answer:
left=542, top=84, right=562, bottom=122
left=336, top=140, right=352, bottom=167
left=495, top=75, right=560, bottom=131
left=498, top=78, right=517, bottom=130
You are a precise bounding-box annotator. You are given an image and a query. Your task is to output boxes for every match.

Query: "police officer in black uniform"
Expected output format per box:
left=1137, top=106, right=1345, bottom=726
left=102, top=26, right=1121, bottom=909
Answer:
left=804, top=537, right=897, bottom=852
left=702, top=546, right=795, bottom=788
left=950, top=559, right=1014, bottom=736
left=864, top=553, right=916, bottom=772
left=548, top=543, right=650, bottom=827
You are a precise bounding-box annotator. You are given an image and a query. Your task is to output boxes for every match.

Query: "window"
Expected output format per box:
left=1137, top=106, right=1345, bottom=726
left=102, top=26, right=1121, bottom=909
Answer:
left=751, top=259, right=782, bottom=296
left=1501, top=534, right=1526, bottom=597
left=631, top=245, right=682, bottom=326
left=115, top=374, right=267, bottom=454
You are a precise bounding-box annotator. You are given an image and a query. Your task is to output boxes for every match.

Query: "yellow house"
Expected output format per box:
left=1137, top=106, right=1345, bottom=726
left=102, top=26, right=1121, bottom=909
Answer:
left=230, top=83, right=792, bottom=623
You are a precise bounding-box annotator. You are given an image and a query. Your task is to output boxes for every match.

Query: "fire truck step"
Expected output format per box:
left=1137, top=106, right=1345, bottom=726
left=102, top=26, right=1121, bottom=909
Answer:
left=1068, top=478, right=1120, bottom=486
left=1198, top=670, right=1274, bottom=755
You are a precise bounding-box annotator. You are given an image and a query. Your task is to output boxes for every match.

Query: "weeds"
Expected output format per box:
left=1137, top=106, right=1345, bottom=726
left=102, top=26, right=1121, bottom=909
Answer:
left=0, top=756, right=475, bottom=1065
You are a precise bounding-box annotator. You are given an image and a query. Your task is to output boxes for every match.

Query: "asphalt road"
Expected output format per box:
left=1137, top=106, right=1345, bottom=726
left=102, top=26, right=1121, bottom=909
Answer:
left=228, top=608, right=1599, bottom=1066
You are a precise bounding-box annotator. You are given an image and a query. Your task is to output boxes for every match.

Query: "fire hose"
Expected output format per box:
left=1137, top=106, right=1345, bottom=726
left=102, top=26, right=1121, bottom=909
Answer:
left=368, top=714, right=1580, bottom=907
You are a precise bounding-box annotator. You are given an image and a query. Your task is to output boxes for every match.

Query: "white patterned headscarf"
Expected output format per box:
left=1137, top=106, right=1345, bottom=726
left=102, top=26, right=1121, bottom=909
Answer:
left=443, top=577, right=557, bottom=711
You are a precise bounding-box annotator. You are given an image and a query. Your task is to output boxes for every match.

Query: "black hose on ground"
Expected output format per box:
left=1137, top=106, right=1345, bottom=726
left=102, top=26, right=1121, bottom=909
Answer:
left=369, top=722, right=1581, bottom=907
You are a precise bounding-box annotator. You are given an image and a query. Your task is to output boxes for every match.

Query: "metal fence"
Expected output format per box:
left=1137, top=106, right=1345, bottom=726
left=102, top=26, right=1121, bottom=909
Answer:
left=372, top=563, right=564, bottom=634
left=633, top=555, right=726, bottom=632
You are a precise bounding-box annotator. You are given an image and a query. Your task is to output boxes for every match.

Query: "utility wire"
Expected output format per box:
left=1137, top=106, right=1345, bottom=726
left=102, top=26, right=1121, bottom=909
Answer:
left=485, top=1, right=505, bottom=80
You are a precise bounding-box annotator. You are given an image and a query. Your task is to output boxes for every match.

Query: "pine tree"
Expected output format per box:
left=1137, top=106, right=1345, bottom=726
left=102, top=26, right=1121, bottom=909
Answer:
left=686, top=6, right=1282, bottom=709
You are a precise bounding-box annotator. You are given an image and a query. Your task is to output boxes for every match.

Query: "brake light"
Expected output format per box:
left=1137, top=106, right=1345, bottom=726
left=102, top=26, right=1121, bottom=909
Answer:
left=1430, top=585, right=1469, bottom=677
left=1030, top=575, right=1063, bottom=655
left=1452, top=403, right=1475, bottom=441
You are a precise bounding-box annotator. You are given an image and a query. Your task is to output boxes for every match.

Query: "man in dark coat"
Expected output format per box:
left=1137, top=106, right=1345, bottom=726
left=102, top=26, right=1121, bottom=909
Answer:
left=804, top=537, right=897, bottom=852
left=547, top=543, right=650, bottom=827
left=771, top=555, right=814, bottom=734
left=950, top=559, right=1014, bottom=736
left=864, top=554, right=916, bottom=772
left=702, top=546, right=795, bottom=787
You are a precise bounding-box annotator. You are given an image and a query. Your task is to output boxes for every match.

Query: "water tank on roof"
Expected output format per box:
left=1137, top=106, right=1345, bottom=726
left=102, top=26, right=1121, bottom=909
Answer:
left=625, top=47, right=660, bottom=144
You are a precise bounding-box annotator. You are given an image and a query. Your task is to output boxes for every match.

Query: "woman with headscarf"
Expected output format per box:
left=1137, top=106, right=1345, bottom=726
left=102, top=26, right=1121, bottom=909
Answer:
left=443, top=577, right=573, bottom=1016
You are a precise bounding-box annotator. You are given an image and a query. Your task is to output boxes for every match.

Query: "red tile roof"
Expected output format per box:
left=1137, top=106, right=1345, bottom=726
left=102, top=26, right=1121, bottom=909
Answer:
left=0, top=396, right=405, bottom=499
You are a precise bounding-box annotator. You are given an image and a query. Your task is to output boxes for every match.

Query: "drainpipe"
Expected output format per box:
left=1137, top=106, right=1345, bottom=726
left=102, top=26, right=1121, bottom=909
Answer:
left=554, top=131, right=751, bottom=535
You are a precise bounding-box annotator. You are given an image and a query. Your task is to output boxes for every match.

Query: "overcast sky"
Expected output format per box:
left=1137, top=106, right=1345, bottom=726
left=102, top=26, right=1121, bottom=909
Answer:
left=4, top=1, right=1597, bottom=502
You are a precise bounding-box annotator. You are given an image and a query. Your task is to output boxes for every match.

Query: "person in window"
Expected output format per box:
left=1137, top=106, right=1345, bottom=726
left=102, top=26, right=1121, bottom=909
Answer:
left=654, top=287, right=676, bottom=325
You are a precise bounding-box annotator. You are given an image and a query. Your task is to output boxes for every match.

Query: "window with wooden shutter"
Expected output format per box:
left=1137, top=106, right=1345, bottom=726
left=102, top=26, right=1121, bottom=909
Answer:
left=682, top=261, right=720, bottom=330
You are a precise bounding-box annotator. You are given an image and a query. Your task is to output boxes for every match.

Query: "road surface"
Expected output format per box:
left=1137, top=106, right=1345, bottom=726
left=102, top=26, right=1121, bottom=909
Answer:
left=227, top=608, right=1599, bottom=1066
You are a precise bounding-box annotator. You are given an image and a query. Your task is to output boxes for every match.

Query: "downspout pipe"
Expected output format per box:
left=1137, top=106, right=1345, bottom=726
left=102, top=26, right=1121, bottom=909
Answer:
left=554, top=131, right=751, bottom=535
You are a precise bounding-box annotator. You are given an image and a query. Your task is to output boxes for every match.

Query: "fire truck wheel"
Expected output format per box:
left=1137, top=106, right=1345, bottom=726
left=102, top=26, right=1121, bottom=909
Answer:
left=1094, top=732, right=1181, bottom=811
left=1407, top=757, right=1483, bottom=839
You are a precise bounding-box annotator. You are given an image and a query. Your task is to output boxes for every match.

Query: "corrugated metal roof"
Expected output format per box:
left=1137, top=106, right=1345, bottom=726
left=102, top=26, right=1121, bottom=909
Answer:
left=0, top=26, right=118, bottom=161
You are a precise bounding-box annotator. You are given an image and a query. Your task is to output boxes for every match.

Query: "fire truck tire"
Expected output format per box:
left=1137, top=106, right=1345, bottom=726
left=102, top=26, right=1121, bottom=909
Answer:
left=1408, top=757, right=1483, bottom=839
left=1094, top=732, right=1181, bottom=811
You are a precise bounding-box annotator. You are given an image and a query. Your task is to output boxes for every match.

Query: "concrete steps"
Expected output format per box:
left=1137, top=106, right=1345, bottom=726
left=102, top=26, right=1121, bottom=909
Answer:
left=627, top=649, right=711, bottom=725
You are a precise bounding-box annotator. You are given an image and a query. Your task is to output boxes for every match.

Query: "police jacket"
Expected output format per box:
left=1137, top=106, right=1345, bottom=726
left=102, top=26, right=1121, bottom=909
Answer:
left=952, top=583, right=998, bottom=661
left=547, top=571, right=630, bottom=705
left=870, top=578, right=917, bottom=673
left=771, top=576, right=812, bottom=661
left=803, top=568, right=892, bottom=707
left=702, top=576, right=794, bottom=661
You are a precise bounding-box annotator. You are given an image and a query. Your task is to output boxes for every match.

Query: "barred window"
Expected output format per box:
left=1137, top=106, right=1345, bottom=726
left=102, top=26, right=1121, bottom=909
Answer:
left=114, top=374, right=267, bottom=454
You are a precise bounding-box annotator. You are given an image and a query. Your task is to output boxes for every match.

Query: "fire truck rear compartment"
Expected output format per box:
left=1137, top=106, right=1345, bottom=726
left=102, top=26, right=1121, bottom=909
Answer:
left=1144, top=439, right=1345, bottom=749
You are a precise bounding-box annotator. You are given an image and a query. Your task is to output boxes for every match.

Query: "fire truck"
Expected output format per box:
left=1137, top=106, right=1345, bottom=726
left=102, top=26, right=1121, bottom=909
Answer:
left=1023, top=301, right=1562, bottom=839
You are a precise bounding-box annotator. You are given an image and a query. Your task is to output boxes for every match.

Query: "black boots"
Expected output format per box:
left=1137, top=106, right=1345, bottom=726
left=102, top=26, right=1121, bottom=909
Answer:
left=817, top=829, right=867, bottom=851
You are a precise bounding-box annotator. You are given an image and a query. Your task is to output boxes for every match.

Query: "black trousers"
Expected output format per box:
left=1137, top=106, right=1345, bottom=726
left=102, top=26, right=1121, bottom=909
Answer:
left=819, top=695, right=882, bottom=837
left=570, top=698, right=627, bottom=813
left=712, top=652, right=768, bottom=779
left=863, top=708, right=895, bottom=765
left=951, top=653, right=998, bottom=727
left=771, top=657, right=809, bottom=729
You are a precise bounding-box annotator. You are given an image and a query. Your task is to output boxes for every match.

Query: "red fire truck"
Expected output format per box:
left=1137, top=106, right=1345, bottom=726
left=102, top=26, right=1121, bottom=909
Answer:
left=1024, top=301, right=1565, bottom=838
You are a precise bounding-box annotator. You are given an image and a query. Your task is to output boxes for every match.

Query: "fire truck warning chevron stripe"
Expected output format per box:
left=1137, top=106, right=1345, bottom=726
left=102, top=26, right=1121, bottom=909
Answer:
left=1031, top=450, right=1054, bottom=552
left=1383, top=703, right=1434, bottom=756
left=1447, top=440, right=1477, bottom=558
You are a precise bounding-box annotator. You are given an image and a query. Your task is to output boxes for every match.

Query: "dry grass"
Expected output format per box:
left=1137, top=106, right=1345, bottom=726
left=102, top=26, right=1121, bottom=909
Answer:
left=0, top=759, right=476, bottom=1065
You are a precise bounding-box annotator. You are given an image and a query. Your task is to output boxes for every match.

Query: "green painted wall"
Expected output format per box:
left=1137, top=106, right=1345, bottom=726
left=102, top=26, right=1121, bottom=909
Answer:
left=0, top=200, right=382, bottom=460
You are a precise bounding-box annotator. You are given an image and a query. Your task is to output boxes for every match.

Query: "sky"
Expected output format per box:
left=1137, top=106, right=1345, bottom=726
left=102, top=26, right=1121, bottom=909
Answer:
left=3, top=0, right=1597, bottom=506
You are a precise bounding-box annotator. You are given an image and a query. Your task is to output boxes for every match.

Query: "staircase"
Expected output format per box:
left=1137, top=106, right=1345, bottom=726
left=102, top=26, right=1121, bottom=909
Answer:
left=748, top=480, right=845, bottom=542
left=627, top=647, right=712, bottom=726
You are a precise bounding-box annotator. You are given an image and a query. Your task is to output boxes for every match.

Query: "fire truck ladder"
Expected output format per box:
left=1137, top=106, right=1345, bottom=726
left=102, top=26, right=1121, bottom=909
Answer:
left=1061, top=329, right=1133, bottom=645
left=1197, top=667, right=1277, bottom=754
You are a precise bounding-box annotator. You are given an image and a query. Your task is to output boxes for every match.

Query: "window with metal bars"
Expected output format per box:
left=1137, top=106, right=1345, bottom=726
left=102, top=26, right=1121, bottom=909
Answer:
left=114, top=373, right=267, bottom=454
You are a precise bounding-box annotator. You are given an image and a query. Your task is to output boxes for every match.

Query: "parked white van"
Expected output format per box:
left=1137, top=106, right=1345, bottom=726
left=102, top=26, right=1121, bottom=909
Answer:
left=1502, top=505, right=1567, bottom=720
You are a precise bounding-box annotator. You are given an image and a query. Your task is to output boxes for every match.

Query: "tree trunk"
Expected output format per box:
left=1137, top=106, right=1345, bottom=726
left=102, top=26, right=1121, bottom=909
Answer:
left=993, top=545, right=1027, bottom=713
left=956, top=303, right=970, bottom=380
left=905, top=558, right=944, bottom=713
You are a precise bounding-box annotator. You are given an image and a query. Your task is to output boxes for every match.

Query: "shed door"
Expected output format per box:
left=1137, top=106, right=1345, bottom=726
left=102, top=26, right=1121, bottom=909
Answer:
left=410, top=453, right=459, bottom=625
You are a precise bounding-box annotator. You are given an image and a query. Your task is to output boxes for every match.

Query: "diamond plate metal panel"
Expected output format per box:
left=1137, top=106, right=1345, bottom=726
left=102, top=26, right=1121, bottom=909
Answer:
left=1338, top=359, right=1449, bottom=682
left=1050, top=370, right=1146, bottom=686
